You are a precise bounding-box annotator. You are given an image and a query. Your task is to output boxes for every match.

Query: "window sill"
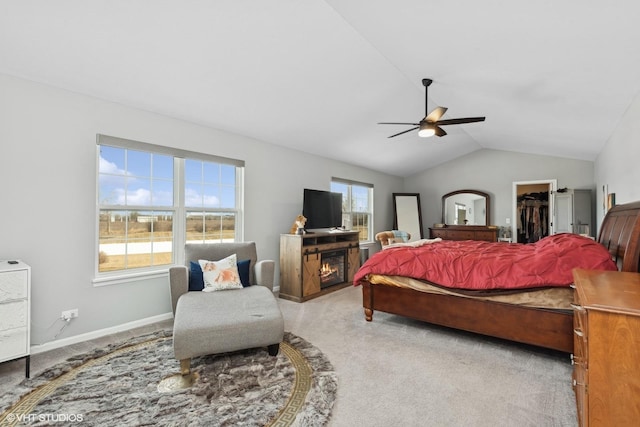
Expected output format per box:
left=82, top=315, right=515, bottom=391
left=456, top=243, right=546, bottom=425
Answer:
left=92, top=268, right=169, bottom=287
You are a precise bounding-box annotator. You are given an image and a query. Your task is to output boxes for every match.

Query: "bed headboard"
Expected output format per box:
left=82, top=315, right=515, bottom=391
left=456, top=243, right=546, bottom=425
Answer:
left=598, top=200, right=640, bottom=272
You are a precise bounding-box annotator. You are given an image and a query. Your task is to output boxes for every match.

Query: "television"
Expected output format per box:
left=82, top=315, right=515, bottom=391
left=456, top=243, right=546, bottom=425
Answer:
left=302, top=188, right=343, bottom=231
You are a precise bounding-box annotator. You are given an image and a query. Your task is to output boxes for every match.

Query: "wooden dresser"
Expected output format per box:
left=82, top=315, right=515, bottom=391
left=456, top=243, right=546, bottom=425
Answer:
left=571, top=269, right=640, bottom=427
left=429, top=225, right=498, bottom=242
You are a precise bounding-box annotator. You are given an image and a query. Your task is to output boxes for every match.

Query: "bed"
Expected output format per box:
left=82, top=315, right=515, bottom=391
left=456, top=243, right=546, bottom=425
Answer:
left=356, top=200, right=640, bottom=353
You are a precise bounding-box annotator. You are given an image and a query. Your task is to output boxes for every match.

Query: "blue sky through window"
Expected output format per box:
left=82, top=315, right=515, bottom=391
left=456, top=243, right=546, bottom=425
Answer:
left=99, top=146, right=236, bottom=208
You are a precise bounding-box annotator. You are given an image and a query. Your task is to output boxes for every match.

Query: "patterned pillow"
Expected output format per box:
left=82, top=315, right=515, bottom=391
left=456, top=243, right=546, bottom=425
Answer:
left=198, top=254, right=243, bottom=291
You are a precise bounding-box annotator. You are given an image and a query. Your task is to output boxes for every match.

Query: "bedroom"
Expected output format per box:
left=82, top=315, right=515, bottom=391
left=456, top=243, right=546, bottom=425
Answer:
left=1, top=2, right=640, bottom=425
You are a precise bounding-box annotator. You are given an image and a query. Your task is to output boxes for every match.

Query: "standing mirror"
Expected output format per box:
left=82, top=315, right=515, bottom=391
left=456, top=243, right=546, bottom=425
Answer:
left=393, top=193, right=424, bottom=240
left=442, top=190, right=490, bottom=225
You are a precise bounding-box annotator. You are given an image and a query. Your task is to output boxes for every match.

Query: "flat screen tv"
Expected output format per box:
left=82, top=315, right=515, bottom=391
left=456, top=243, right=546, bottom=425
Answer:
left=302, top=188, right=343, bottom=230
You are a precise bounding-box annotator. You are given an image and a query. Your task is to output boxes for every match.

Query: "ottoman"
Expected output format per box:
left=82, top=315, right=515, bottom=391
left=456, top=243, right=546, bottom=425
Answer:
left=173, top=285, right=284, bottom=375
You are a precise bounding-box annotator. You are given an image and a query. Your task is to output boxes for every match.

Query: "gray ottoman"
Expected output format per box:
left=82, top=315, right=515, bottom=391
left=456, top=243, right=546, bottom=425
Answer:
left=173, top=285, right=284, bottom=375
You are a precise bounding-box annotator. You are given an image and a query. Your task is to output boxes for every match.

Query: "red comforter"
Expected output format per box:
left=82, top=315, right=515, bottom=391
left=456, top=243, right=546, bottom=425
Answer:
left=354, top=233, right=617, bottom=291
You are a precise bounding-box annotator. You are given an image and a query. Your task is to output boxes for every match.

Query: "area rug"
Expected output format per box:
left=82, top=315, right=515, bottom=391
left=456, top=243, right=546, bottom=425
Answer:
left=0, top=331, right=337, bottom=426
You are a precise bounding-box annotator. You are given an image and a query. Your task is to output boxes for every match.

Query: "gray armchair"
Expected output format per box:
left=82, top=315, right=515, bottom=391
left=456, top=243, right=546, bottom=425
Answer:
left=169, top=242, right=276, bottom=314
left=168, top=242, right=283, bottom=376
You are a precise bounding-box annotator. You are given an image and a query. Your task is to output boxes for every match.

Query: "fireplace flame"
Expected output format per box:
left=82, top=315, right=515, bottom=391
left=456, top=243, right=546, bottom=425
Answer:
left=320, top=263, right=339, bottom=282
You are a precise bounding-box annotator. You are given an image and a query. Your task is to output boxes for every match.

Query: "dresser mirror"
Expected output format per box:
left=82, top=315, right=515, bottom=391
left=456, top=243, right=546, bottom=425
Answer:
left=442, top=190, right=490, bottom=225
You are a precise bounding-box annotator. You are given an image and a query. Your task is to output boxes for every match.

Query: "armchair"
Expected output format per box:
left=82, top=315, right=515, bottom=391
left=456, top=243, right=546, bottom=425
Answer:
left=375, top=230, right=411, bottom=248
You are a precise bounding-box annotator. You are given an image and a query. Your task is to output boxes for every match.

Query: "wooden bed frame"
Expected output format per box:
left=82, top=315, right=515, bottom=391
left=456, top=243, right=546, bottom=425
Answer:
left=362, top=200, right=640, bottom=353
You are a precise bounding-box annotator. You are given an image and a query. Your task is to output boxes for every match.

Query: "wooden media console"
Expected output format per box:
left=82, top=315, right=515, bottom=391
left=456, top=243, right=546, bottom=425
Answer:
left=279, top=231, right=360, bottom=302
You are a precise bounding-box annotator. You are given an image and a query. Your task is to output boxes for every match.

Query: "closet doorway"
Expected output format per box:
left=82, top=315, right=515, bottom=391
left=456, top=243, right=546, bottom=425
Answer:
left=512, top=179, right=557, bottom=243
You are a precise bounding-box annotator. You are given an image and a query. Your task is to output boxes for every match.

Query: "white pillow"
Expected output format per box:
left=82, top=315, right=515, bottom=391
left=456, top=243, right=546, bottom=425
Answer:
left=198, top=254, right=243, bottom=292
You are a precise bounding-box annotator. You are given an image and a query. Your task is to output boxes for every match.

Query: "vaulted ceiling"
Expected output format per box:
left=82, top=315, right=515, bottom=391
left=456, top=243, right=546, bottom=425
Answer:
left=2, top=1, right=639, bottom=177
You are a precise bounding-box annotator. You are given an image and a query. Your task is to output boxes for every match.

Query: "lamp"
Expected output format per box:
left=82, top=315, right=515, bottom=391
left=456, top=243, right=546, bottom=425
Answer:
left=418, top=123, right=435, bottom=138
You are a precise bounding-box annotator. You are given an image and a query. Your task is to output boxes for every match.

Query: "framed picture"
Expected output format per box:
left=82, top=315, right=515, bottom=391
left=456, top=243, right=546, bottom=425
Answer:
left=602, top=184, right=609, bottom=215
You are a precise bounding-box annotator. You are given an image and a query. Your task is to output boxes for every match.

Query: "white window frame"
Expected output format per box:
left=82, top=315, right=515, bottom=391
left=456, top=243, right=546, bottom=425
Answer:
left=331, top=178, right=374, bottom=242
left=94, top=134, right=244, bottom=286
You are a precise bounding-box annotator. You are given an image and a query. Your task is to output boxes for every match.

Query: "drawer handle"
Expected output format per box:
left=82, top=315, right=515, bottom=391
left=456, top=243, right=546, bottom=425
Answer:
left=570, top=354, right=583, bottom=366
left=572, top=379, right=586, bottom=388
left=573, top=328, right=584, bottom=337
left=570, top=303, right=586, bottom=312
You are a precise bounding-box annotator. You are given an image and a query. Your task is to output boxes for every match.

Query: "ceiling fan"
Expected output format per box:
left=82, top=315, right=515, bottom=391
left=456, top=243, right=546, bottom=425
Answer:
left=379, top=78, right=485, bottom=138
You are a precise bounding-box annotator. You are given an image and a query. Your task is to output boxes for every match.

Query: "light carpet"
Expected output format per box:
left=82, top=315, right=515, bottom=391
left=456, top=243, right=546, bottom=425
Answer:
left=0, top=331, right=337, bottom=427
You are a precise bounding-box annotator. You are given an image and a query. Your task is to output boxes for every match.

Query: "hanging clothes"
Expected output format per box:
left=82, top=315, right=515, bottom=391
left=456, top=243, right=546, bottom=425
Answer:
left=517, top=192, right=549, bottom=243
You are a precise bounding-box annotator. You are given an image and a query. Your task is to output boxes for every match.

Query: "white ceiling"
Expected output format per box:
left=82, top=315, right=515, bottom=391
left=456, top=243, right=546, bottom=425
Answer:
left=2, top=1, right=639, bottom=177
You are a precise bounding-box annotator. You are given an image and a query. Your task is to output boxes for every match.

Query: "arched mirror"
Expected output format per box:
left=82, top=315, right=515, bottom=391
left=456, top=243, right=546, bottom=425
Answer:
left=442, top=190, right=490, bottom=225
left=393, top=193, right=424, bottom=240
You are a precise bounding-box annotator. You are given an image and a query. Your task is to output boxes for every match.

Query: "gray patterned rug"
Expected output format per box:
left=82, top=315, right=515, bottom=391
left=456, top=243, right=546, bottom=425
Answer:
left=0, top=331, right=337, bottom=426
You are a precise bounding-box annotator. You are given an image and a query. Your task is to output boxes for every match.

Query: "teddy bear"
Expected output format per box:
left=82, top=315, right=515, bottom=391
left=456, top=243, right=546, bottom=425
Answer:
left=290, top=214, right=307, bottom=234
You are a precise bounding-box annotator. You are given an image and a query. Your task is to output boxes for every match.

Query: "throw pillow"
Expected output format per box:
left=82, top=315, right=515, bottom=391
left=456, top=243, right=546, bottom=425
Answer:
left=199, top=254, right=243, bottom=291
left=237, top=259, right=251, bottom=287
left=188, top=261, right=205, bottom=291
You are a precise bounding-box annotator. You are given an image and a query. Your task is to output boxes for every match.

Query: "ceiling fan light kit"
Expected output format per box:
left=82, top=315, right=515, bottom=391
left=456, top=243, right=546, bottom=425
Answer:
left=418, top=124, right=436, bottom=138
left=379, top=78, right=485, bottom=139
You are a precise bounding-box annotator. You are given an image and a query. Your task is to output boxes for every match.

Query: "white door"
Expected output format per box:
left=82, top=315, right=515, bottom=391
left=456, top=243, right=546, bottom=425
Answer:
left=554, top=191, right=574, bottom=234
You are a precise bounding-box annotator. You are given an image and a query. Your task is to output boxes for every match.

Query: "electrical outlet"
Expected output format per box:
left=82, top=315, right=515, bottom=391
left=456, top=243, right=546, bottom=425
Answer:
left=506, top=218, right=511, bottom=224
left=61, top=309, right=79, bottom=320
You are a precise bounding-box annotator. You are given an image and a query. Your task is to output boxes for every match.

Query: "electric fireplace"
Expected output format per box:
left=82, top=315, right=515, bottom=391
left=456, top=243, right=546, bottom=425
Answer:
left=319, top=249, right=346, bottom=288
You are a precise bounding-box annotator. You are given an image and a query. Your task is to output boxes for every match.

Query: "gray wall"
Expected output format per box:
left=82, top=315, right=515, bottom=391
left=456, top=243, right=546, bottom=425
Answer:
left=0, top=74, right=402, bottom=346
left=595, top=90, right=640, bottom=226
left=403, top=149, right=595, bottom=233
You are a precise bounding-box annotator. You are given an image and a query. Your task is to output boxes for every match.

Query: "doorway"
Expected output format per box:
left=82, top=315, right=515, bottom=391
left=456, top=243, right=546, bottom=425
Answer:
left=512, top=179, right=557, bottom=243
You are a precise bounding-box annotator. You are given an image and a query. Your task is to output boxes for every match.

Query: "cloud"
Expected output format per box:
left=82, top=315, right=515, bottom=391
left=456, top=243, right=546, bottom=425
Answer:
left=185, top=188, right=220, bottom=207
left=99, top=155, right=134, bottom=187
left=99, top=156, right=125, bottom=175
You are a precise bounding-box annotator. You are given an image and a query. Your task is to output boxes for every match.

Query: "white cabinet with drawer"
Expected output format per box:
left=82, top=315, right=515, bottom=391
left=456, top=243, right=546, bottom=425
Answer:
left=0, top=260, right=31, bottom=377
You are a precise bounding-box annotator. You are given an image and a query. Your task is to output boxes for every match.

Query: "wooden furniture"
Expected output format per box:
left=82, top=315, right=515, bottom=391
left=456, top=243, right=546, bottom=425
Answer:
left=375, top=230, right=411, bottom=247
left=361, top=200, right=640, bottom=353
left=572, top=268, right=640, bottom=426
left=429, top=225, right=498, bottom=242
left=280, top=231, right=360, bottom=302
left=0, top=260, right=31, bottom=377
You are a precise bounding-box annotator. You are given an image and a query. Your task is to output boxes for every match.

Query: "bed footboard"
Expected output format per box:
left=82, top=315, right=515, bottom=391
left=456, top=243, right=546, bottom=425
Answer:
left=362, top=281, right=573, bottom=353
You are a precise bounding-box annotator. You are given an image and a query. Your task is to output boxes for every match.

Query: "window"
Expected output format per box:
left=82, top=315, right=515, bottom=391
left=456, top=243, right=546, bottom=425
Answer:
left=331, top=178, right=373, bottom=242
left=96, top=135, right=243, bottom=279
left=185, top=159, right=240, bottom=243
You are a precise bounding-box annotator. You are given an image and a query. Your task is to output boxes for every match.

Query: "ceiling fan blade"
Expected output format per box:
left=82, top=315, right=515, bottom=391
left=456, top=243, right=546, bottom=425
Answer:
left=434, top=126, right=447, bottom=137
left=436, top=117, right=486, bottom=126
left=425, top=107, right=447, bottom=123
left=388, top=126, right=419, bottom=138
left=378, top=122, right=420, bottom=125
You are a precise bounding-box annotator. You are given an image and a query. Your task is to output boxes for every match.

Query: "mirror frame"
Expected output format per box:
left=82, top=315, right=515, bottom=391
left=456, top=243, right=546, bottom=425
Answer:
left=393, top=193, right=424, bottom=240
left=442, top=189, right=490, bottom=225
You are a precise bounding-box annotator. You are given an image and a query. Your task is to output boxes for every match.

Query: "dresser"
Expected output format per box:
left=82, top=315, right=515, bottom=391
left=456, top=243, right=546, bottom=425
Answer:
left=429, top=225, right=498, bottom=242
left=571, top=268, right=640, bottom=427
left=0, top=260, right=31, bottom=377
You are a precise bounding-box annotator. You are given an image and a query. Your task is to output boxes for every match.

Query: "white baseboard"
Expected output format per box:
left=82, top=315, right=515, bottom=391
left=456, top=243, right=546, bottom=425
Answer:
left=30, top=312, right=174, bottom=355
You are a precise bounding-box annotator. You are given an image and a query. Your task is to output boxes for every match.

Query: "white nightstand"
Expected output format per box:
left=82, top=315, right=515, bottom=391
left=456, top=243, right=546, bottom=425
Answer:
left=0, top=260, right=31, bottom=377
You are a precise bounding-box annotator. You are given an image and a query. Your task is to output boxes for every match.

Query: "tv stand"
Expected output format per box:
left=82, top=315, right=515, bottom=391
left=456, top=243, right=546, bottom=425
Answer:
left=279, top=231, right=360, bottom=302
